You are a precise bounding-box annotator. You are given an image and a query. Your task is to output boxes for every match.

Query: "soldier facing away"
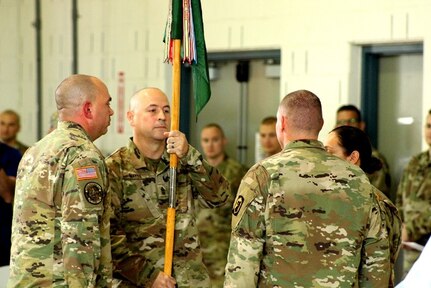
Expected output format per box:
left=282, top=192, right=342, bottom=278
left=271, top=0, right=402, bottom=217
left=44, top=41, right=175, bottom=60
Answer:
left=106, top=87, right=229, bottom=288
left=224, top=89, right=391, bottom=287
left=8, top=74, right=114, bottom=287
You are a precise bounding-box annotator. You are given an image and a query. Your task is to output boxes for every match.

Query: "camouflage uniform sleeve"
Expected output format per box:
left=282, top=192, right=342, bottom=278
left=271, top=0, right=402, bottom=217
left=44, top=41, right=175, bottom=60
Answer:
left=61, top=149, right=111, bottom=287
left=224, top=165, right=269, bottom=288
left=373, top=187, right=402, bottom=287
left=358, top=191, right=391, bottom=287
left=180, top=145, right=229, bottom=208
left=395, top=167, right=407, bottom=222
left=106, top=155, right=159, bottom=286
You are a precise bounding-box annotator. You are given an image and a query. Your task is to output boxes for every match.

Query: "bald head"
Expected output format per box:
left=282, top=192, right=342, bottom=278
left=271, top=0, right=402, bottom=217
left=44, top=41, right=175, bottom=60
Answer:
left=55, top=75, right=104, bottom=117
left=129, top=88, right=169, bottom=111
left=53, top=74, right=113, bottom=141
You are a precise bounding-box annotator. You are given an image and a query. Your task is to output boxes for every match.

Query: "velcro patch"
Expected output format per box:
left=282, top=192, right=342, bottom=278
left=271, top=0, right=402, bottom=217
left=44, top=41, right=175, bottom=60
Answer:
left=75, top=166, right=98, bottom=181
left=231, top=188, right=257, bottom=229
left=84, top=182, right=104, bottom=205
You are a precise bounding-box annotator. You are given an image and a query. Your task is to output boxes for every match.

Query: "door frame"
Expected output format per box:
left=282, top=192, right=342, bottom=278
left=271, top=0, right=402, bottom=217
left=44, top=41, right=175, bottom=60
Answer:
left=361, top=42, right=423, bottom=147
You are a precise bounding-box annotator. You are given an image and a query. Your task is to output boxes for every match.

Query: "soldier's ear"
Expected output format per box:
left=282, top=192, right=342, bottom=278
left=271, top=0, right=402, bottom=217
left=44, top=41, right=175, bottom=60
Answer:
left=83, top=101, right=93, bottom=119
left=126, top=110, right=134, bottom=125
left=348, top=150, right=360, bottom=166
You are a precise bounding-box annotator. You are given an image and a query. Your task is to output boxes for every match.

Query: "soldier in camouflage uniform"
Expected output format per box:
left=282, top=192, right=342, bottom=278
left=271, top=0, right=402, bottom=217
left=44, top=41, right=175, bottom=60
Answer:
left=325, top=125, right=402, bottom=287
left=396, top=109, right=431, bottom=276
left=8, top=75, right=114, bottom=287
left=106, top=88, right=229, bottom=288
left=198, top=123, right=247, bottom=287
left=224, top=90, right=391, bottom=287
left=336, top=104, right=392, bottom=197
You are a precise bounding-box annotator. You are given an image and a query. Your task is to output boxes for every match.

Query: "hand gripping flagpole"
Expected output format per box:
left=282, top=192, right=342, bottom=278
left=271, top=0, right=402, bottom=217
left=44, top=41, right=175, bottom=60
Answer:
left=164, top=0, right=210, bottom=275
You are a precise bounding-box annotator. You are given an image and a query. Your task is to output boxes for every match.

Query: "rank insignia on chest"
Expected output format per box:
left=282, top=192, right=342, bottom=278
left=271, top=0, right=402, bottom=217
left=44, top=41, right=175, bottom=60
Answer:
left=84, top=182, right=104, bottom=205
left=75, top=166, right=98, bottom=180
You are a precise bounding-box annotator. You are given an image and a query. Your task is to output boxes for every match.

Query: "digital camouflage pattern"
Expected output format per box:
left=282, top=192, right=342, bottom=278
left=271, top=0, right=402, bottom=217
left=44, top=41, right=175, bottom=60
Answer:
left=372, top=186, right=402, bottom=287
left=224, top=140, right=391, bottom=288
left=367, top=148, right=391, bottom=198
left=196, top=155, right=247, bottom=288
left=396, top=150, right=431, bottom=274
left=8, top=121, right=112, bottom=287
left=106, top=139, right=229, bottom=288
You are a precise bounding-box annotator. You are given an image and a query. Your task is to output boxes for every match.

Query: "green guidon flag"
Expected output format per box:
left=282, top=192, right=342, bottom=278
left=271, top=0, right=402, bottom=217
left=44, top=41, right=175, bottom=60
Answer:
left=164, top=0, right=211, bottom=118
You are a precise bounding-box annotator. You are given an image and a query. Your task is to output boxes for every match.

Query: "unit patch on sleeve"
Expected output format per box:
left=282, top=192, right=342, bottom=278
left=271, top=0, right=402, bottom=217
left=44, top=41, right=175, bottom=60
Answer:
left=75, top=166, right=98, bottom=181
left=84, top=182, right=104, bottom=205
left=232, top=196, right=245, bottom=216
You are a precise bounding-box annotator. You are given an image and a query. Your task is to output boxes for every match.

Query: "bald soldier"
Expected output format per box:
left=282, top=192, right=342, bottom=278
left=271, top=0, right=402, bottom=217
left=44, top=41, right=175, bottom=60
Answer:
left=106, top=88, right=229, bottom=288
left=224, top=90, right=391, bottom=287
left=8, top=75, right=114, bottom=287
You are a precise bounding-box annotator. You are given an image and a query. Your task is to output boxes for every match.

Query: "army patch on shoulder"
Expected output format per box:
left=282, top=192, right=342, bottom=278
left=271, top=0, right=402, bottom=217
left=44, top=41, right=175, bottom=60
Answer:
left=232, top=196, right=245, bottom=216
left=75, top=166, right=98, bottom=181
left=84, top=182, right=104, bottom=205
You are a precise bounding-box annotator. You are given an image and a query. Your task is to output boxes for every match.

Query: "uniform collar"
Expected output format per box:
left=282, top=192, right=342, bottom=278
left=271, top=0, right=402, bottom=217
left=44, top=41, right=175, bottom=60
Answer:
left=284, top=139, right=325, bottom=151
left=57, top=121, right=91, bottom=139
left=127, top=138, right=170, bottom=170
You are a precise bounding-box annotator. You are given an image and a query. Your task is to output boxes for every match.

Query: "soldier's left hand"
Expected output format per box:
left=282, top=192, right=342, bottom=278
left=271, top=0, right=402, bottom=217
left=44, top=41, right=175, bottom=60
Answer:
left=165, top=130, right=189, bottom=158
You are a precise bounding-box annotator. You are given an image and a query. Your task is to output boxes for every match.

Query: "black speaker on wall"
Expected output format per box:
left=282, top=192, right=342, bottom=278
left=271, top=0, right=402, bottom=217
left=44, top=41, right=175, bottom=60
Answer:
left=236, top=61, right=249, bottom=83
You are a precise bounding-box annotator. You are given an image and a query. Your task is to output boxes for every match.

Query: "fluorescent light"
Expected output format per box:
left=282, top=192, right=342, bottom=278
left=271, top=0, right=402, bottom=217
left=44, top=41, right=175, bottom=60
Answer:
left=397, top=117, right=414, bottom=125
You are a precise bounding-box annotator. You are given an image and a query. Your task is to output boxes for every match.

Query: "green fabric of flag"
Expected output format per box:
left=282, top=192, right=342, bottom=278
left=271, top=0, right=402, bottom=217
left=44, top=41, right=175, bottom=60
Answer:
left=171, top=0, right=182, bottom=39
left=190, top=0, right=211, bottom=118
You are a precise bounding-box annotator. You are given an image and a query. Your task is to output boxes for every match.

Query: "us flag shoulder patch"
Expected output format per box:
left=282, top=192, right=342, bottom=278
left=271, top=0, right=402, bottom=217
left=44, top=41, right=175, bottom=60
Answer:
left=75, top=166, right=98, bottom=180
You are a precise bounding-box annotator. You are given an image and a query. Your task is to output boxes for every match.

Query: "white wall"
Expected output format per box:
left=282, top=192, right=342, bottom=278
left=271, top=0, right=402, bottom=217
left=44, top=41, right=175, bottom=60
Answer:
left=1, top=0, right=431, bottom=153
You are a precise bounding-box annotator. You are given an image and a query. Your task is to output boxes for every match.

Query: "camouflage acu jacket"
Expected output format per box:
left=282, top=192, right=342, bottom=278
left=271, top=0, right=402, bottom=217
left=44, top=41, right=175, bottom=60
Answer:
left=106, top=139, right=229, bottom=288
left=225, top=140, right=391, bottom=288
left=196, top=155, right=247, bottom=286
left=396, top=149, right=431, bottom=243
left=8, top=121, right=112, bottom=287
left=367, top=148, right=391, bottom=197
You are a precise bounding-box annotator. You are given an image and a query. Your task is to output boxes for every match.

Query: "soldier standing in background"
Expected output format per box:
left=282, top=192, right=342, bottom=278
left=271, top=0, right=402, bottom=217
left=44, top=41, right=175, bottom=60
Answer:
left=335, top=104, right=392, bottom=197
left=396, top=109, right=431, bottom=277
left=0, top=109, right=29, bottom=155
left=224, top=90, right=391, bottom=287
left=106, top=88, right=229, bottom=288
left=8, top=74, right=114, bottom=287
left=198, top=123, right=247, bottom=287
left=258, top=116, right=282, bottom=159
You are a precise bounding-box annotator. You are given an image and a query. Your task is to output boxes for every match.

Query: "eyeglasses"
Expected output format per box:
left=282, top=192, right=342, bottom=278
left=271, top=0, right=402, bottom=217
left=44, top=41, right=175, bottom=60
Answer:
left=336, top=118, right=360, bottom=126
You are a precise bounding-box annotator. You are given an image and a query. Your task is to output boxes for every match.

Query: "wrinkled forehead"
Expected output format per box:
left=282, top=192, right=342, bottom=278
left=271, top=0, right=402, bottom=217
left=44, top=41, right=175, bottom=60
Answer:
left=133, top=89, right=169, bottom=110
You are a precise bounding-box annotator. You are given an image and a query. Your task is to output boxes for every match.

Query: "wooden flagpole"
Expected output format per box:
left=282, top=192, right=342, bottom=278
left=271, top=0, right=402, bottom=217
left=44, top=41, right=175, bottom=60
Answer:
left=164, top=38, right=181, bottom=276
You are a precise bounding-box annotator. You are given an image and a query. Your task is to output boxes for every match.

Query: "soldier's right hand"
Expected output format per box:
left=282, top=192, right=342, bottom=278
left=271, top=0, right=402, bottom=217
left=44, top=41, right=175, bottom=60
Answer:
left=151, top=271, right=176, bottom=288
